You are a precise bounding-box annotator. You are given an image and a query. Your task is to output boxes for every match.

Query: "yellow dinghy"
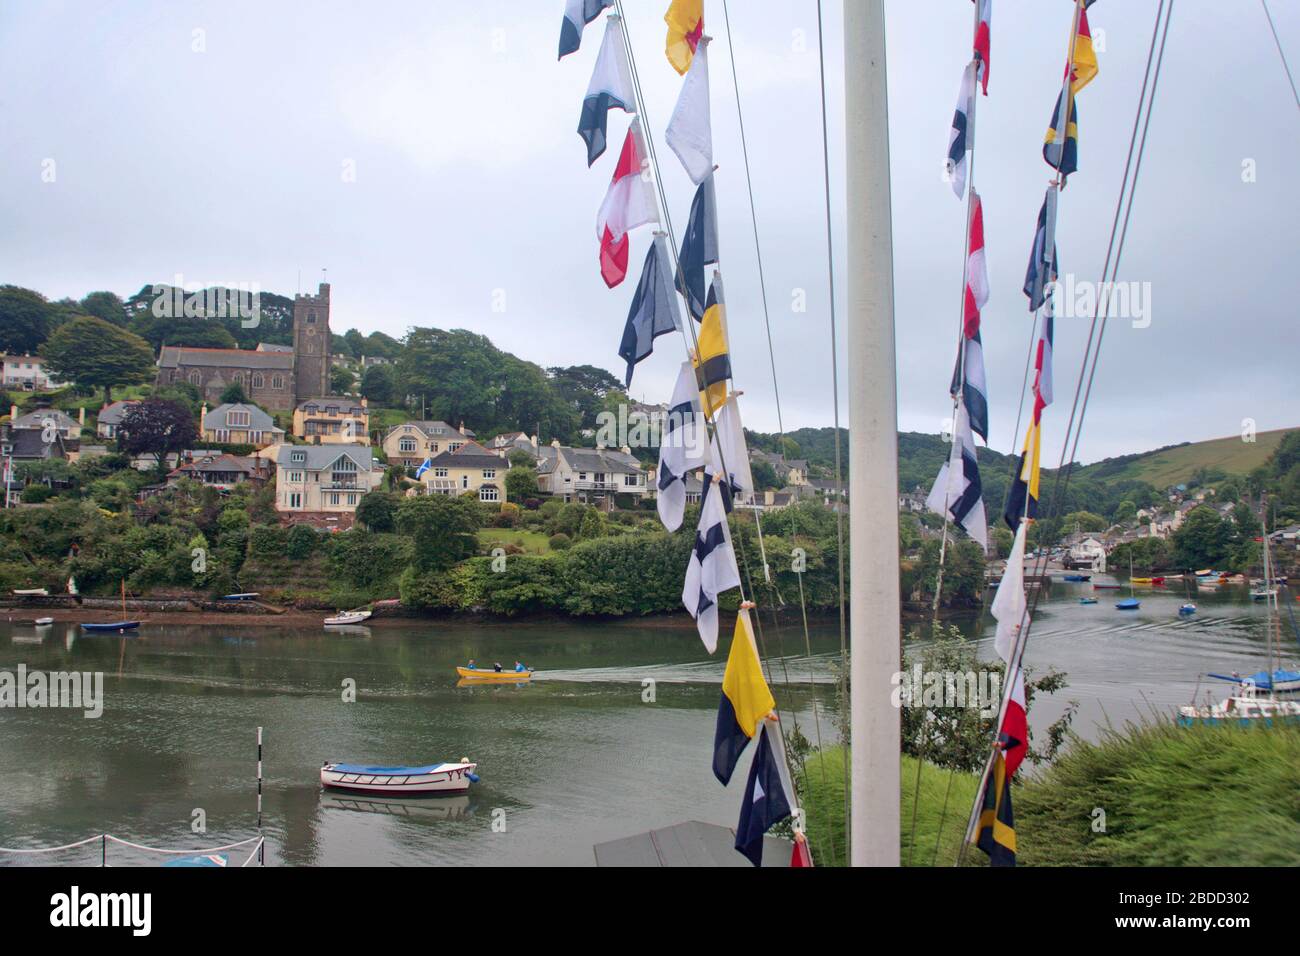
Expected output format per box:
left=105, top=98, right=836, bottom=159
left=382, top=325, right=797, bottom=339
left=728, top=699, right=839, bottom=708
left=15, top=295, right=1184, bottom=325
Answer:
left=456, top=666, right=534, bottom=682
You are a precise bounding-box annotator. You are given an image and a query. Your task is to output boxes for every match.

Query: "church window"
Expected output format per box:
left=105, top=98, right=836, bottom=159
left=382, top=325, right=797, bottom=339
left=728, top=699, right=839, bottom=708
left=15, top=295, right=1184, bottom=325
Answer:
left=189, top=370, right=201, bottom=385
left=252, top=374, right=264, bottom=389
left=307, top=312, right=316, bottom=323
left=271, top=376, right=283, bottom=389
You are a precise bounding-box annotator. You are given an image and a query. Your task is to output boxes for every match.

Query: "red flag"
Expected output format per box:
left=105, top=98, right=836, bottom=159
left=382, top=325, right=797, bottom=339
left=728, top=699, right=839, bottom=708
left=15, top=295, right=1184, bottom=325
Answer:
left=791, top=836, right=814, bottom=868
left=596, top=118, right=658, bottom=288
left=973, top=0, right=992, bottom=94
left=962, top=193, right=988, bottom=339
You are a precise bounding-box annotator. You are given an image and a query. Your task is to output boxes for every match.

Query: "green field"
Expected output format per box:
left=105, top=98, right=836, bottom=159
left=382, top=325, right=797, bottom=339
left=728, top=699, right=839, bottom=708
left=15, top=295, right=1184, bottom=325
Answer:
left=478, top=528, right=553, bottom=555
left=1077, top=427, right=1292, bottom=488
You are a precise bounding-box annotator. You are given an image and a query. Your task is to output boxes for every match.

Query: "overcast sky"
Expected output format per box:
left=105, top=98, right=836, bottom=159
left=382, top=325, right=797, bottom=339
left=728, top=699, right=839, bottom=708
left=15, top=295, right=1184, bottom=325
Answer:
left=2, top=1, right=1296, bottom=463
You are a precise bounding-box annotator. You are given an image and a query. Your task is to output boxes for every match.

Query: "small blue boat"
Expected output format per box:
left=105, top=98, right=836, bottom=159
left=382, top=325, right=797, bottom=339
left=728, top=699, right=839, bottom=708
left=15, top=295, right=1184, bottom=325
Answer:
left=81, top=620, right=140, bottom=632
left=163, top=854, right=228, bottom=867
left=220, top=592, right=260, bottom=601
left=1063, top=574, right=1091, bottom=582
left=1179, top=603, right=1197, bottom=615
left=1115, top=598, right=1140, bottom=610
left=1079, top=597, right=1098, bottom=604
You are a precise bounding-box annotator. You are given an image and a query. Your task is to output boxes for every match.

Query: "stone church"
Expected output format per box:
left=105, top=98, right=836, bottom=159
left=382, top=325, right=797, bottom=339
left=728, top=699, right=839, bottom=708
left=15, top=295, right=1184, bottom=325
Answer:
left=155, top=283, right=332, bottom=411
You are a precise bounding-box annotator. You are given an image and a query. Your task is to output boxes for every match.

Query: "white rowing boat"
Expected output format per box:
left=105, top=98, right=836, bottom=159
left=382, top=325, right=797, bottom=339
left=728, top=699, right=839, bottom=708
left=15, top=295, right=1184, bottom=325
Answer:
left=323, top=609, right=372, bottom=626
left=320, top=760, right=478, bottom=795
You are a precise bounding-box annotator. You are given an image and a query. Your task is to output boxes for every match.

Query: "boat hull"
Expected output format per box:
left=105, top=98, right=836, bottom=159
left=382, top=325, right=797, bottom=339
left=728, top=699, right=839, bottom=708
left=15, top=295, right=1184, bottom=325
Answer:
left=81, top=621, right=140, bottom=632
left=320, top=761, right=477, bottom=795
left=324, top=610, right=372, bottom=626
left=456, top=666, right=533, bottom=681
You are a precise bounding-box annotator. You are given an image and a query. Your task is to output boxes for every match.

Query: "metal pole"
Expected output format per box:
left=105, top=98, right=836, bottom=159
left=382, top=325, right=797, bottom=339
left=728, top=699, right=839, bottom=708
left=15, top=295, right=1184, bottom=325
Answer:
left=257, top=726, right=264, bottom=865
left=844, top=0, right=901, bottom=867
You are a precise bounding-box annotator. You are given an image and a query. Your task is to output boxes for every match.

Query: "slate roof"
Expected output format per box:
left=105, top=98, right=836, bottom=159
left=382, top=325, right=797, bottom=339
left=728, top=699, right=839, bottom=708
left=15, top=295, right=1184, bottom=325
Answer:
left=6, top=429, right=77, bottom=460
left=159, top=346, right=293, bottom=369
left=11, top=409, right=79, bottom=432
left=296, top=397, right=367, bottom=415
left=561, top=447, right=640, bottom=475
left=428, top=440, right=505, bottom=468
left=384, top=420, right=473, bottom=442
left=96, top=401, right=139, bottom=426
left=272, top=444, right=376, bottom=471
left=203, top=403, right=281, bottom=433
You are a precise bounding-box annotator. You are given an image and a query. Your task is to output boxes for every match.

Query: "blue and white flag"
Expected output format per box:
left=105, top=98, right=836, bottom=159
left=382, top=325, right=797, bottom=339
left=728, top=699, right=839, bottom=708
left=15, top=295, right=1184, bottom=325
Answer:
left=682, top=476, right=741, bottom=653
left=656, top=362, right=708, bottom=532
left=619, top=234, right=680, bottom=387
left=925, top=399, right=988, bottom=550
left=665, top=34, right=713, bottom=185
left=577, top=15, right=635, bottom=167
left=676, top=175, right=719, bottom=322
left=735, top=721, right=796, bottom=867
left=705, top=394, right=753, bottom=512
left=945, top=62, right=976, bottom=199
left=415, top=457, right=433, bottom=479
left=1024, top=187, right=1059, bottom=313
left=558, top=0, right=613, bottom=60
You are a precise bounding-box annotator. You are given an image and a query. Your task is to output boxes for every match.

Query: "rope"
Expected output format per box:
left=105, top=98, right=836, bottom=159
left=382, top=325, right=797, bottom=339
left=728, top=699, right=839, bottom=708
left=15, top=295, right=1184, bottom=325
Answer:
left=812, top=0, right=853, bottom=866
left=956, top=0, right=1174, bottom=865
left=722, top=0, right=838, bottom=865
left=1260, top=0, right=1300, bottom=111
left=240, top=838, right=265, bottom=867
left=0, top=834, right=262, bottom=856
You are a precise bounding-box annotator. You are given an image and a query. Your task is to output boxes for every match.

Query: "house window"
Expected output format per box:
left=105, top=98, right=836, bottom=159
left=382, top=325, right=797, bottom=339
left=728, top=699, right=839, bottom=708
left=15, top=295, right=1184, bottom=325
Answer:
left=434, top=467, right=448, bottom=478
left=449, top=441, right=463, bottom=453
left=289, top=492, right=302, bottom=509
left=327, top=493, right=340, bottom=506
left=346, top=493, right=357, bottom=506
left=227, top=411, right=250, bottom=427
left=482, top=468, right=496, bottom=479
left=479, top=486, right=499, bottom=502
left=430, top=443, right=439, bottom=453
left=288, top=471, right=305, bottom=483
left=461, top=474, right=469, bottom=489
left=399, top=438, right=417, bottom=453
left=252, top=374, right=264, bottom=389
left=215, top=429, right=230, bottom=442
left=291, top=451, right=306, bottom=464
left=272, top=375, right=283, bottom=389
left=624, top=474, right=639, bottom=487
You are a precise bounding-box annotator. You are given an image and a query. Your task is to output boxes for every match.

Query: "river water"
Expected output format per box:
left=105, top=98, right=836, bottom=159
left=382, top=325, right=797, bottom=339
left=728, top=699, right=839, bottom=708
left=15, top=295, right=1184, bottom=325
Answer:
left=0, top=580, right=1293, bottom=865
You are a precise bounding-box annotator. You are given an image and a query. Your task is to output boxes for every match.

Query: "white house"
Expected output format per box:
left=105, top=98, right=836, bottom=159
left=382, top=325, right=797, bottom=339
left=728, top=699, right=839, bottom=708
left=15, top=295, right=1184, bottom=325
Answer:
left=271, top=444, right=382, bottom=514
left=536, top=442, right=648, bottom=505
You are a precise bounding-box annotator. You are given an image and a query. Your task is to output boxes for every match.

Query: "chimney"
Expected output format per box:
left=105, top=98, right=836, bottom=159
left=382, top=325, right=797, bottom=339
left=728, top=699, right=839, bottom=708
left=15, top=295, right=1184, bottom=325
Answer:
left=458, top=421, right=466, bottom=435
left=551, top=438, right=561, bottom=449
left=620, top=445, right=630, bottom=456
left=9, top=404, right=16, bottom=421
left=78, top=407, right=86, bottom=427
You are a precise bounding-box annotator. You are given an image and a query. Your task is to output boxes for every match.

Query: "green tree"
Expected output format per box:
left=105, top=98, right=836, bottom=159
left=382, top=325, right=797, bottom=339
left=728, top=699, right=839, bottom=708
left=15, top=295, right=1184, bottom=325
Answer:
left=355, top=490, right=397, bottom=532
left=1061, top=510, right=1107, bottom=533
left=396, top=494, right=482, bottom=572
left=360, top=364, right=395, bottom=405
left=329, top=365, right=354, bottom=394
left=41, top=316, right=154, bottom=405
left=1113, top=500, right=1137, bottom=524
left=504, top=465, right=538, bottom=502
left=220, top=381, right=248, bottom=405
left=1170, top=506, right=1232, bottom=569
left=79, top=291, right=129, bottom=326
left=0, top=285, right=54, bottom=353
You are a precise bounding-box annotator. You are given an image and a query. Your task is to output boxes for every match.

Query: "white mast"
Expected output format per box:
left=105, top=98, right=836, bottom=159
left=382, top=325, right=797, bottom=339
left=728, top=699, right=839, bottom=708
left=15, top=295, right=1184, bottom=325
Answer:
left=844, top=0, right=901, bottom=867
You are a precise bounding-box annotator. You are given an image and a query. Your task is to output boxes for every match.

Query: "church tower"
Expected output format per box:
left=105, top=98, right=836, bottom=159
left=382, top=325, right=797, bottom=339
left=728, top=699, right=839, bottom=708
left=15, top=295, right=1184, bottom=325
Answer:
left=292, top=282, right=331, bottom=402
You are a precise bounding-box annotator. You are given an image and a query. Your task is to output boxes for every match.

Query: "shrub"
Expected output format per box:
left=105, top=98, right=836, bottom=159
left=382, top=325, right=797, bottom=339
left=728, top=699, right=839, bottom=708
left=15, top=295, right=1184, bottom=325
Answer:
left=285, top=524, right=319, bottom=560
left=20, top=484, right=53, bottom=503
left=249, top=524, right=288, bottom=558
left=548, top=533, right=572, bottom=550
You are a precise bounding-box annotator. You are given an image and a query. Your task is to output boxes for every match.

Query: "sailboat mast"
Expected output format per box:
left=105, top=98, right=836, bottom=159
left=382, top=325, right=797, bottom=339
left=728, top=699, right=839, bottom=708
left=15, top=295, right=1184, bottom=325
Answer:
left=844, top=0, right=901, bottom=867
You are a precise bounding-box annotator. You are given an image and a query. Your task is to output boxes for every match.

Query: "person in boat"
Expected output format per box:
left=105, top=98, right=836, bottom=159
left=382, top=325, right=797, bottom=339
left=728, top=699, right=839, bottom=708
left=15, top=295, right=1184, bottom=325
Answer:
left=493, top=661, right=503, bottom=672
left=514, top=661, right=527, bottom=673
left=468, top=658, right=477, bottom=671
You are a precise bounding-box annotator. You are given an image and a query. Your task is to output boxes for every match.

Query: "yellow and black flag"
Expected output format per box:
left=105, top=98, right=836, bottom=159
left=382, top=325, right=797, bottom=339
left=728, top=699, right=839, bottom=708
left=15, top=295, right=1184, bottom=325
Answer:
left=975, top=747, right=1017, bottom=866
left=1004, top=416, right=1042, bottom=529
left=693, top=273, right=731, bottom=418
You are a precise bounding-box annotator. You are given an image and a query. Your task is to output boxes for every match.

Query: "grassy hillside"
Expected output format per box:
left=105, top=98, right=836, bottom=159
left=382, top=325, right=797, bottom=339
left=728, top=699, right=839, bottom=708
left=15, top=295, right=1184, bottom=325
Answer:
left=1073, top=428, right=1291, bottom=489
left=799, top=722, right=1300, bottom=866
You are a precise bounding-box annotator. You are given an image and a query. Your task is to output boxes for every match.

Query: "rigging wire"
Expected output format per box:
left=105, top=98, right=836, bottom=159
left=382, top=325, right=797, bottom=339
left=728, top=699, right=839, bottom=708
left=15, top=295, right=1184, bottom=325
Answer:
left=813, top=0, right=854, bottom=865
left=1260, top=0, right=1300, bottom=112
left=955, top=0, right=1175, bottom=866
left=721, top=0, right=839, bottom=865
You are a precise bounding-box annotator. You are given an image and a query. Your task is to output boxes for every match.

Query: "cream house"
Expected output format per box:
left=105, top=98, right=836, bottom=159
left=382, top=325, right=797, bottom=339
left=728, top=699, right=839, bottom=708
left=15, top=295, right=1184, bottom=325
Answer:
left=536, top=442, right=649, bottom=504
left=271, top=444, right=381, bottom=514
left=201, top=403, right=285, bottom=448
left=381, top=420, right=475, bottom=469
left=419, top=439, right=509, bottom=503
left=292, top=396, right=370, bottom=446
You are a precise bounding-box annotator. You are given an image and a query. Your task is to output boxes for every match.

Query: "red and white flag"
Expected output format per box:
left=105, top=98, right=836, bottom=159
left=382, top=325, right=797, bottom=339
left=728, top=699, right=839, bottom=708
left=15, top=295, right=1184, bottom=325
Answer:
left=990, top=520, right=1028, bottom=778
left=973, top=0, right=992, bottom=95
left=596, top=117, right=658, bottom=288
left=963, top=192, right=989, bottom=339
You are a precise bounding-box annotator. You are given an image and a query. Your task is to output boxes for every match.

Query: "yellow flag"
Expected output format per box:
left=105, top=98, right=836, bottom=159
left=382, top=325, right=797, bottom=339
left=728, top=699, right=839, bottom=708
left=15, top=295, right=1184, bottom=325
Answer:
left=664, top=0, right=704, bottom=75
left=1070, top=8, right=1099, bottom=94
left=693, top=277, right=730, bottom=418
left=721, top=607, right=774, bottom=740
